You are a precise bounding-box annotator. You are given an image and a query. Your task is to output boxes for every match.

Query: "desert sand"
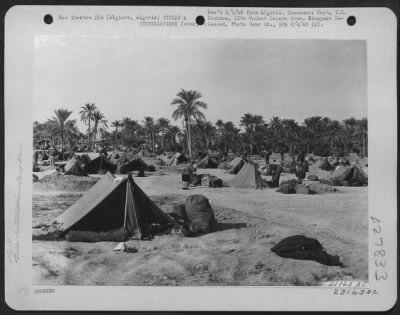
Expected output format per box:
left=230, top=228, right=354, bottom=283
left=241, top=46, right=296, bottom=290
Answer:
left=32, top=162, right=367, bottom=286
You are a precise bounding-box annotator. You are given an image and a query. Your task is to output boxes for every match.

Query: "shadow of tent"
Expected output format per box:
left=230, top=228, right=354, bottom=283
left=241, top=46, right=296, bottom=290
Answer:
left=215, top=222, right=247, bottom=232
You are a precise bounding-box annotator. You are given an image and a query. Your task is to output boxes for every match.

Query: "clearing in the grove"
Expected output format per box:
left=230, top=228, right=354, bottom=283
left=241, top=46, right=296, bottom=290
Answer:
left=32, top=158, right=367, bottom=286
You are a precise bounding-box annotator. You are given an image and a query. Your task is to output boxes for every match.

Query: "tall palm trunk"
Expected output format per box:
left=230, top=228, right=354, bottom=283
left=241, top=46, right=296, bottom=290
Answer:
left=88, top=120, right=91, bottom=150
left=60, top=128, right=64, bottom=159
left=114, top=127, right=118, bottom=150
left=186, top=118, right=192, bottom=158
left=363, top=133, right=366, bottom=156
left=151, top=131, right=155, bottom=152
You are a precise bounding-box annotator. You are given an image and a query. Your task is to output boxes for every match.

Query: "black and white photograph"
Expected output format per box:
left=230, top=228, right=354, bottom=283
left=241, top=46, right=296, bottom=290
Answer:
left=4, top=5, right=397, bottom=311
left=31, top=37, right=369, bottom=286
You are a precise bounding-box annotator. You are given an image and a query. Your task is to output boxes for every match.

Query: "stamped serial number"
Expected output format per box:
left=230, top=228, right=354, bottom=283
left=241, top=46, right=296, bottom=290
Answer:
left=34, top=288, right=55, bottom=294
left=371, top=216, right=388, bottom=281
left=334, top=288, right=378, bottom=295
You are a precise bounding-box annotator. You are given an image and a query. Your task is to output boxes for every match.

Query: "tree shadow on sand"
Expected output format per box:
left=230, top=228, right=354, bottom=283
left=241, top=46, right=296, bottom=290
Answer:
left=215, top=222, right=247, bottom=232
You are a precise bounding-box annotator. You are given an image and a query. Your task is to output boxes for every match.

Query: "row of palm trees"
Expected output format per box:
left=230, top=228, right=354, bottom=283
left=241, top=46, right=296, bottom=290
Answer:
left=33, top=89, right=368, bottom=159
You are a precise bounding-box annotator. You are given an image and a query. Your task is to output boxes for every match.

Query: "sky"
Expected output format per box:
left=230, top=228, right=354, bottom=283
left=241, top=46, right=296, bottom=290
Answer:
left=33, top=37, right=367, bottom=130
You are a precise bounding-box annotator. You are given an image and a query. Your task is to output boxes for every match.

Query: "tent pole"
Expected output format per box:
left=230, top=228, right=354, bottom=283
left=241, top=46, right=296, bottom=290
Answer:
left=123, top=181, right=129, bottom=228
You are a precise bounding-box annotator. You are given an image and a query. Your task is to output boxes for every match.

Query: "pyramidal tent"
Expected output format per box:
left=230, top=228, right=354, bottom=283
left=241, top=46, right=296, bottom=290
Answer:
left=330, top=163, right=368, bottom=186
left=54, top=172, right=177, bottom=239
left=84, top=155, right=117, bottom=174
left=117, top=158, right=148, bottom=174
left=169, top=152, right=188, bottom=166
left=76, top=152, right=100, bottom=161
left=318, top=158, right=334, bottom=171
left=64, top=155, right=87, bottom=176
left=228, top=156, right=241, bottom=169
left=197, top=153, right=219, bottom=169
left=230, top=162, right=268, bottom=189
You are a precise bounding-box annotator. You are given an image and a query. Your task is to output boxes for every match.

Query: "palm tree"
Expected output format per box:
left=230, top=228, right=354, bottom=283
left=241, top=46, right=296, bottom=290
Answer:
left=63, top=120, right=80, bottom=149
left=240, top=113, right=255, bottom=154
left=343, top=117, right=357, bottom=153
left=92, top=110, right=108, bottom=148
left=195, top=120, right=215, bottom=151
left=326, top=120, right=343, bottom=154
left=171, top=89, right=207, bottom=158
left=142, top=116, right=156, bottom=152
left=269, top=116, right=285, bottom=152
left=157, top=118, right=171, bottom=151
left=281, top=119, right=300, bottom=156
left=355, top=118, right=368, bottom=156
left=79, top=103, right=97, bottom=150
left=303, top=116, right=323, bottom=154
left=111, top=120, right=122, bottom=150
left=48, top=109, right=73, bottom=154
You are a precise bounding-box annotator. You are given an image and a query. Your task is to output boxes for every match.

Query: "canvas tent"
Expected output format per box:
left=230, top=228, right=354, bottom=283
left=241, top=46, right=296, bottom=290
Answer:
left=197, top=153, right=220, bottom=169
left=157, top=154, right=171, bottom=165
left=54, top=173, right=177, bottom=239
left=228, top=156, right=241, bottom=168
left=64, top=155, right=87, bottom=176
left=318, top=158, right=334, bottom=171
left=76, top=152, right=100, bottom=161
left=230, top=162, right=268, bottom=189
left=330, top=164, right=368, bottom=186
left=84, top=155, right=117, bottom=174
left=117, top=158, right=148, bottom=174
left=169, top=152, right=188, bottom=166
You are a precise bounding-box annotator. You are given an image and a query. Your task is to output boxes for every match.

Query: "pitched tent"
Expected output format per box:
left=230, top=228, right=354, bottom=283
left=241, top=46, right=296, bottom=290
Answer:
left=84, top=155, right=117, bottom=174
left=228, top=156, right=241, bottom=168
left=64, top=155, right=87, bottom=176
left=229, top=158, right=246, bottom=174
left=109, top=151, right=122, bottom=162
left=74, top=153, right=91, bottom=165
left=169, top=152, right=188, bottom=166
left=230, top=162, right=269, bottom=189
left=54, top=172, right=177, bottom=239
left=197, top=153, right=220, bottom=169
left=318, top=158, right=334, bottom=171
left=117, top=158, right=148, bottom=174
left=330, top=165, right=349, bottom=179
left=157, top=154, right=171, bottom=165
left=330, top=164, right=368, bottom=186
left=76, top=152, right=100, bottom=161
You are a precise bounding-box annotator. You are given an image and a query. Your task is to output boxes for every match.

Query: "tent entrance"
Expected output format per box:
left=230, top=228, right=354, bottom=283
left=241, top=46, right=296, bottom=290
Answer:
left=71, top=182, right=127, bottom=232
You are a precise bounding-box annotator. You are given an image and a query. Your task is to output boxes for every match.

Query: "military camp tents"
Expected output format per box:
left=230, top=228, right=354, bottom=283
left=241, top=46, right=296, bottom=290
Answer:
left=228, top=156, right=241, bottom=169
left=64, top=155, right=87, bottom=176
left=84, top=155, right=117, bottom=174
left=169, top=152, right=188, bottom=166
left=197, top=153, right=220, bottom=169
left=330, top=163, right=368, bottom=186
left=230, top=162, right=268, bottom=189
left=318, top=158, right=334, bottom=171
left=54, top=172, right=177, bottom=240
left=76, top=152, right=100, bottom=161
left=117, top=158, right=148, bottom=174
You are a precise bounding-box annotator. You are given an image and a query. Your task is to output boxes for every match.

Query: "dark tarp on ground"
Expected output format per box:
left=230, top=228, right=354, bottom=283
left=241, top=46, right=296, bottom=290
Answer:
left=84, top=155, right=117, bottom=174
left=230, top=162, right=269, bottom=189
left=271, top=235, right=342, bottom=266
left=54, top=172, right=178, bottom=241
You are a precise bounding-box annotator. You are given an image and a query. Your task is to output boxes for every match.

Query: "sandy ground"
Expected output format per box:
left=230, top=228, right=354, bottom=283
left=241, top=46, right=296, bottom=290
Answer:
left=32, top=163, right=368, bottom=286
